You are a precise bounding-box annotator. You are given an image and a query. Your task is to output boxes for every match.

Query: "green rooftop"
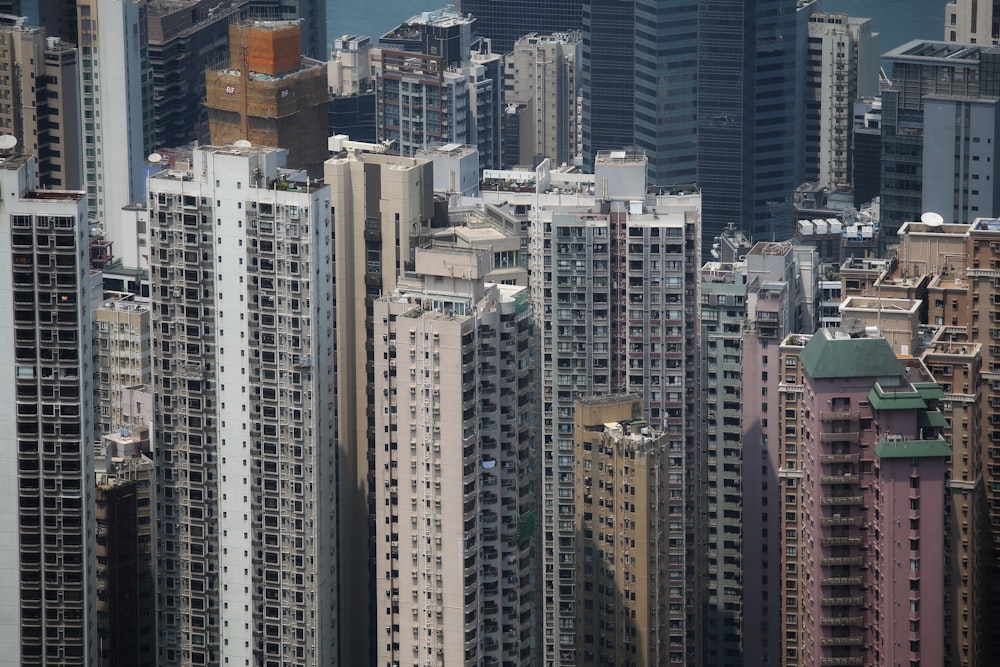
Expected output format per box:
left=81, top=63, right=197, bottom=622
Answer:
left=867, top=385, right=928, bottom=411
left=875, top=438, right=952, bottom=459
left=799, top=330, right=904, bottom=379
left=917, top=411, right=949, bottom=428
left=913, top=382, right=945, bottom=401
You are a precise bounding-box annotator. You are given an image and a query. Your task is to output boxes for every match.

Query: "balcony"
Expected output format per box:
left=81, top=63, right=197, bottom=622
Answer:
left=820, top=410, right=860, bottom=421
left=821, top=516, right=862, bottom=527
left=820, top=453, right=860, bottom=464
left=821, top=475, right=860, bottom=485
left=820, top=637, right=864, bottom=647
left=821, top=537, right=863, bottom=547
left=820, top=557, right=863, bottom=567
left=820, top=658, right=864, bottom=666
left=821, top=577, right=863, bottom=586
left=820, top=496, right=863, bottom=506
left=820, top=431, right=860, bottom=443
left=819, top=616, right=864, bottom=627
left=821, top=597, right=863, bottom=606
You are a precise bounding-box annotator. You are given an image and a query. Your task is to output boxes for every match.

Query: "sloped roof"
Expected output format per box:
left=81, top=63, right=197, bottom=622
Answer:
left=875, top=438, right=952, bottom=459
left=800, top=330, right=904, bottom=380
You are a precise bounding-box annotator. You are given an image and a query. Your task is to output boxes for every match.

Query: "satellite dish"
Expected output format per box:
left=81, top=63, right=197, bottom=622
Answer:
left=0, top=134, right=18, bottom=150
left=147, top=152, right=163, bottom=164
left=233, top=139, right=252, bottom=148
left=843, top=317, right=866, bottom=335
left=921, top=211, right=944, bottom=227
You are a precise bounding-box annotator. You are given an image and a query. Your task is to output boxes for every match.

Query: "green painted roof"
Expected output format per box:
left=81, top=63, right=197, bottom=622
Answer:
left=913, top=383, right=945, bottom=400
left=867, top=385, right=927, bottom=411
left=800, top=331, right=904, bottom=380
left=917, top=411, right=948, bottom=428
left=875, top=438, right=952, bottom=459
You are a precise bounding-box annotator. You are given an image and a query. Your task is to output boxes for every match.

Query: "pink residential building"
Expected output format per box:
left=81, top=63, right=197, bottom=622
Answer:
left=798, top=329, right=949, bottom=667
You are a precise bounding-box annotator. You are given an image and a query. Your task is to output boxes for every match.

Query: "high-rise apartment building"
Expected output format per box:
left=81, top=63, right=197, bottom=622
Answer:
left=206, top=21, right=329, bottom=176
left=372, top=244, right=536, bottom=667
left=796, top=330, right=950, bottom=667
left=0, top=16, right=82, bottom=188
left=77, top=0, right=152, bottom=266
left=775, top=333, right=810, bottom=667
left=374, top=10, right=504, bottom=169
left=536, top=154, right=701, bottom=666
left=574, top=395, right=686, bottom=666
left=804, top=13, right=879, bottom=190
left=476, top=153, right=700, bottom=667
left=95, top=431, right=155, bottom=667
left=146, top=0, right=246, bottom=148
left=0, top=153, right=96, bottom=666
left=324, top=148, right=434, bottom=667
left=149, top=143, right=337, bottom=666
left=327, top=35, right=377, bottom=143
left=700, top=241, right=818, bottom=667
left=456, top=0, right=582, bottom=55
left=94, top=293, right=150, bottom=438
left=504, top=32, right=581, bottom=168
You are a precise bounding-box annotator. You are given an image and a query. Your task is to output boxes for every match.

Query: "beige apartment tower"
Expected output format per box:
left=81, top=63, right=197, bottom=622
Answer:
left=0, top=15, right=82, bottom=189
left=325, top=149, right=434, bottom=667
left=574, top=395, right=686, bottom=667
left=372, top=244, right=536, bottom=667
left=505, top=32, right=581, bottom=168
left=94, top=293, right=150, bottom=438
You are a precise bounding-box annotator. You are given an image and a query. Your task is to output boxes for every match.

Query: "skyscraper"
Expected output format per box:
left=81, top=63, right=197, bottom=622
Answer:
left=374, top=10, right=505, bottom=169
left=534, top=154, right=701, bottom=666
left=505, top=32, right=581, bottom=168
left=697, top=0, right=798, bottom=243
left=77, top=0, right=151, bottom=266
left=945, top=0, right=1000, bottom=44
left=146, top=0, right=247, bottom=148
left=804, top=13, right=879, bottom=190
left=796, top=330, right=950, bottom=667
left=456, top=0, right=582, bottom=55
left=245, top=0, right=325, bottom=59
left=325, top=148, right=435, bottom=667
left=0, top=16, right=83, bottom=189
left=372, top=244, right=537, bottom=667
left=150, top=143, right=337, bottom=667
left=574, top=395, right=687, bottom=666
left=581, top=0, right=637, bottom=168
left=880, top=41, right=986, bottom=236
left=0, top=153, right=97, bottom=666
left=583, top=0, right=797, bottom=243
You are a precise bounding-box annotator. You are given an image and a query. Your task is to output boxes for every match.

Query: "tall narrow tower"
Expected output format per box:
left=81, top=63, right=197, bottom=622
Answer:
left=0, top=153, right=96, bottom=666
left=324, top=148, right=434, bottom=667
left=150, top=144, right=337, bottom=667
left=373, top=244, right=537, bottom=667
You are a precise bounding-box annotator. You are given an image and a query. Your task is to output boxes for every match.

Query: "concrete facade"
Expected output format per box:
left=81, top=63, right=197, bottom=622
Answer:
left=373, top=244, right=536, bottom=667
left=574, top=395, right=685, bottom=666
left=0, top=154, right=96, bottom=666
left=149, top=144, right=337, bottom=667
left=504, top=32, right=581, bottom=168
